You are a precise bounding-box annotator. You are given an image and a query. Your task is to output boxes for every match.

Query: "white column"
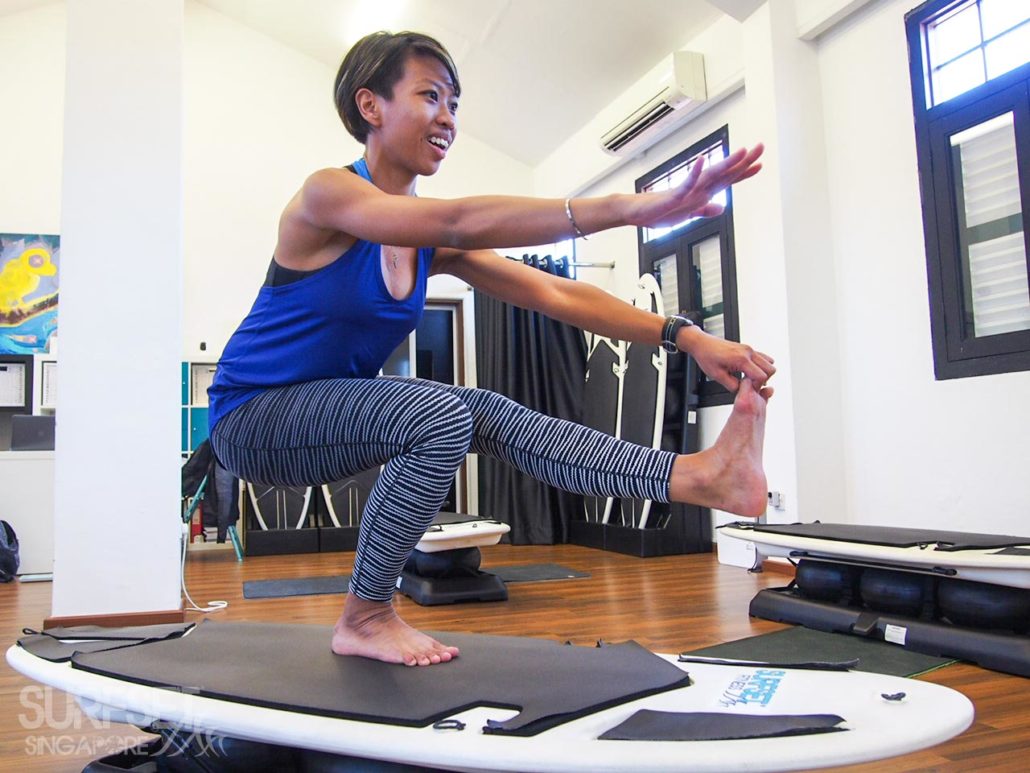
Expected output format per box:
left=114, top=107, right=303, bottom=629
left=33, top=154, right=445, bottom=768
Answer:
left=52, top=0, right=183, bottom=618
left=740, top=1, right=847, bottom=522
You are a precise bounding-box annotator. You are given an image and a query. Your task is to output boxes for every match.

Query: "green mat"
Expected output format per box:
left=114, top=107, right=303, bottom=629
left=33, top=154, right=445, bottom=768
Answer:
left=684, top=626, right=956, bottom=678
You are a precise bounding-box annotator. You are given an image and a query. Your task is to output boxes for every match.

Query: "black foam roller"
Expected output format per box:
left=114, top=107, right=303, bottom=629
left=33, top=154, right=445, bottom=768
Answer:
left=794, top=561, right=862, bottom=603
left=938, top=578, right=1030, bottom=633
left=404, top=547, right=481, bottom=578
left=860, top=568, right=934, bottom=617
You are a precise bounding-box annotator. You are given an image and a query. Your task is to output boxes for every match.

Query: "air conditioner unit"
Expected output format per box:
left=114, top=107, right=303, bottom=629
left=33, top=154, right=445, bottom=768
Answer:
left=600, top=51, right=708, bottom=156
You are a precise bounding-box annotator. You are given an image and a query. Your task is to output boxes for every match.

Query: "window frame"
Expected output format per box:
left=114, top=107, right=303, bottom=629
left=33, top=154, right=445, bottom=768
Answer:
left=907, top=0, right=1030, bottom=379
left=635, top=125, right=741, bottom=407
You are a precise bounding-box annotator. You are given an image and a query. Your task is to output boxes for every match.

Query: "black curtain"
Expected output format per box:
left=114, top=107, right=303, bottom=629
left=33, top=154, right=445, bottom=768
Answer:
left=475, top=255, right=587, bottom=544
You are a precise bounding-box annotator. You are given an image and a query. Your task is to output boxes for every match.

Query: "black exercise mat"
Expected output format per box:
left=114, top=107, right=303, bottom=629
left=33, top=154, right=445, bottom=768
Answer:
left=598, top=709, right=846, bottom=741
left=243, top=576, right=350, bottom=599
left=684, top=626, right=954, bottom=677
left=996, top=547, right=1030, bottom=556
left=491, top=564, right=589, bottom=583
left=18, top=623, right=195, bottom=663
left=71, top=621, right=691, bottom=736
left=244, top=565, right=586, bottom=599
left=729, top=521, right=1030, bottom=551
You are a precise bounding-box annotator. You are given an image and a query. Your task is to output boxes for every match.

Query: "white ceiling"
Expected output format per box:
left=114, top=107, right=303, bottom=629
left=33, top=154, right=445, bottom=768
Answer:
left=195, top=0, right=727, bottom=166
left=3, top=0, right=734, bottom=166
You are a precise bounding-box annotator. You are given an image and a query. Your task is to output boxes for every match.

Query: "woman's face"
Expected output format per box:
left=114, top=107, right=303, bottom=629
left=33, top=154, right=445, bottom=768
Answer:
left=373, top=54, right=458, bottom=177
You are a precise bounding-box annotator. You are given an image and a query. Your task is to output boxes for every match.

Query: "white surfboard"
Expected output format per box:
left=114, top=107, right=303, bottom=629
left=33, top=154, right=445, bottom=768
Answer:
left=582, top=333, right=626, bottom=525
left=7, top=639, right=972, bottom=773
left=413, top=513, right=511, bottom=553
left=719, top=522, right=1030, bottom=589
left=619, top=273, right=667, bottom=529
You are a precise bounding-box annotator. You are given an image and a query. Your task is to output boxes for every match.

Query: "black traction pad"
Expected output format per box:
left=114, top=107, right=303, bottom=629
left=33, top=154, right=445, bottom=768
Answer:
left=18, top=623, right=195, bottom=663
left=734, top=522, right=1030, bottom=551
left=243, top=576, right=350, bottom=599
left=598, top=709, right=846, bottom=741
left=491, top=564, right=589, bottom=583
left=70, top=621, right=692, bottom=736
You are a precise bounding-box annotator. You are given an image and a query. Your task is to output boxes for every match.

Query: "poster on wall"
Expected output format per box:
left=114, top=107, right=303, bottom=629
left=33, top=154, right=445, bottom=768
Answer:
left=0, top=233, right=59, bottom=354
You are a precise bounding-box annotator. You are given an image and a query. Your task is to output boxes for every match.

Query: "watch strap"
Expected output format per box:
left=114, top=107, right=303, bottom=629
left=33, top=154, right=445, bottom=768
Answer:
left=661, top=315, right=694, bottom=353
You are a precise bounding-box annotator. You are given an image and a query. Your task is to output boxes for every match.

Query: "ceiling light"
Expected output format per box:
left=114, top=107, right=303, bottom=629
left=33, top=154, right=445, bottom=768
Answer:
left=343, top=0, right=408, bottom=46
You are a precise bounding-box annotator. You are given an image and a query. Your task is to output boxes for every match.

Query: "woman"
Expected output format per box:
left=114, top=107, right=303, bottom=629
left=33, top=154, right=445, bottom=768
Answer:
left=209, top=31, right=775, bottom=668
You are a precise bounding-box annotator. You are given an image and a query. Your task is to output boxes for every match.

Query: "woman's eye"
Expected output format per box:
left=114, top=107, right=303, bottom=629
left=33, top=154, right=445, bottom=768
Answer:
left=449, top=102, right=459, bottom=114
left=426, top=90, right=438, bottom=101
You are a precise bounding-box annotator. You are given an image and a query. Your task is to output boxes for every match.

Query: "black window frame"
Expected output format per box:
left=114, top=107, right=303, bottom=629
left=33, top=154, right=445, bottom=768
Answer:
left=907, top=0, right=1030, bottom=379
left=636, top=125, right=741, bottom=407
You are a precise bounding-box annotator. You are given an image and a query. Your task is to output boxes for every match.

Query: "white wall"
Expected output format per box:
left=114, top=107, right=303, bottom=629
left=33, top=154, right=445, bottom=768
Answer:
left=52, top=0, right=183, bottom=618
left=817, top=0, right=1030, bottom=533
left=0, top=2, right=65, bottom=234
left=542, top=0, right=1029, bottom=535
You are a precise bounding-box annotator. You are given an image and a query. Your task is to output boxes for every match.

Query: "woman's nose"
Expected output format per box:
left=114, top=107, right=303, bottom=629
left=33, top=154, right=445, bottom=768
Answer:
left=437, top=105, right=455, bottom=130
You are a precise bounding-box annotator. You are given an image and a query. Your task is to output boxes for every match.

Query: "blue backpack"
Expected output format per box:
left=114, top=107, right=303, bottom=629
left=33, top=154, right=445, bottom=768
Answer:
left=0, top=520, right=20, bottom=582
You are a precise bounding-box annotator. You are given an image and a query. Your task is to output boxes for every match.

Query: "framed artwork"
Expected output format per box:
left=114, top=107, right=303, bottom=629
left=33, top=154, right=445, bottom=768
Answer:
left=0, top=233, right=59, bottom=354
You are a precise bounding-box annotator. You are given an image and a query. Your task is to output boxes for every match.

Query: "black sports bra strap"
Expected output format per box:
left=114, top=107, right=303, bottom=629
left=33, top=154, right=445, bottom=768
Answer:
left=265, top=164, right=360, bottom=287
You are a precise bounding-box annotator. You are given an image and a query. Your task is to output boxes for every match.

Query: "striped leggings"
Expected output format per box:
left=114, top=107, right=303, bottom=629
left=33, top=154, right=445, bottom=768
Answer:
left=211, top=377, right=676, bottom=602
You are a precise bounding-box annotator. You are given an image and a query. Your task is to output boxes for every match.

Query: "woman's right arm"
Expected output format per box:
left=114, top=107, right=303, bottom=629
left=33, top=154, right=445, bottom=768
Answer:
left=297, top=144, right=763, bottom=251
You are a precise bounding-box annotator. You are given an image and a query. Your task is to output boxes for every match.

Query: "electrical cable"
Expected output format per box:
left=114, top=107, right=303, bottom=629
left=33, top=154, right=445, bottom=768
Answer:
left=180, top=522, right=228, bottom=613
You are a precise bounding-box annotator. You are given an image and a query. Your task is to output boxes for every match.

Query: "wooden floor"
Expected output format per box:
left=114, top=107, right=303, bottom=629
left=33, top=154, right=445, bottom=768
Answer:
left=0, top=543, right=1026, bottom=771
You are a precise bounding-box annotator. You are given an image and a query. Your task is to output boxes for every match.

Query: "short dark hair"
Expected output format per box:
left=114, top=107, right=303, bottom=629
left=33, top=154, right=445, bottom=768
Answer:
left=334, top=31, right=461, bottom=144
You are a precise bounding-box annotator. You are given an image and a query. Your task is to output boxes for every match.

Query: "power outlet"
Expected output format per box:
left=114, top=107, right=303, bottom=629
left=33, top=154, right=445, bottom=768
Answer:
left=767, top=491, right=785, bottom=510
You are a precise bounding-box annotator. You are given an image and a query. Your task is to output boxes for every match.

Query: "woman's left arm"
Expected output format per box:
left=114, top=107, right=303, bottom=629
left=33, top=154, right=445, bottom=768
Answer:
left=432, top=248, right=775, bottom=391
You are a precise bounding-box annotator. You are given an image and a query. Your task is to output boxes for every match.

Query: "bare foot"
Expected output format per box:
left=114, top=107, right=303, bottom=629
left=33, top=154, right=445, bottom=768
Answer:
left=331, top=593, right=460, bottom=666
left=669, top=378, right=771, bottom=516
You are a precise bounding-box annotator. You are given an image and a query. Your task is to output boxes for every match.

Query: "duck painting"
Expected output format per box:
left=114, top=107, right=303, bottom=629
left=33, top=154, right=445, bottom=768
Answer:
left=0, top=247, right=57, bottom=310
left=1, top=236, right=60, bottom=354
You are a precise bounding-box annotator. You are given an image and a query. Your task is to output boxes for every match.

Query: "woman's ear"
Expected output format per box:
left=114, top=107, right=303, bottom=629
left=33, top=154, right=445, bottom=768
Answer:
left=355, top=88, right=381, bottom=129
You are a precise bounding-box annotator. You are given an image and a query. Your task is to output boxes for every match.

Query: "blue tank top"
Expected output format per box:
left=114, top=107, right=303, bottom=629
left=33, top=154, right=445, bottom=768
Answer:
left=208, top=158, right=434, bottom=431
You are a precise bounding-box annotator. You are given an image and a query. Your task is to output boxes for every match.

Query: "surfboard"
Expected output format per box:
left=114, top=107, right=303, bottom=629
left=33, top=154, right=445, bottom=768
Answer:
left=719, top=522, right=1030, bottom=589
left=320, top=468, right=379, bottom=528
left=582, top=333, right=626, bottom=524
left=7, top=624, right=973, bottom=773
left=413, top=512, right=511, bottom=553
left=245, top=482, right=312, bottom=531
left=618, top=273, right=667, bottom=529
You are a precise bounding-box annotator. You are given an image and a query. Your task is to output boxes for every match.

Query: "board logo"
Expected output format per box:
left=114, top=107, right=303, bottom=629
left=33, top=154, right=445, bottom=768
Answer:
left=719, top=669, right=786, bottom=708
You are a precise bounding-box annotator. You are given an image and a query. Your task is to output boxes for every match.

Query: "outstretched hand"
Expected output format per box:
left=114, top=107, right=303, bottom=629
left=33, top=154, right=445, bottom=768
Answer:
left=687, top=331, right=775, bottom=394
left=627, top=144, right=764, bottom=229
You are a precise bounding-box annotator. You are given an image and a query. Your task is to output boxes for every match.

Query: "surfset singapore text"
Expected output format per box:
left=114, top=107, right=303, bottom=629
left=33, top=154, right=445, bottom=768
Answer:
left=18, top=685, right=219, bottom=758
left=719, top=669, right=786, bottom=708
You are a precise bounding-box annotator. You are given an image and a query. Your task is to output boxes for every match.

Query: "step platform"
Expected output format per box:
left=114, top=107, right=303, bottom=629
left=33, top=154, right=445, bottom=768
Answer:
left=398, top=513, right=511, bottom=606
left=720, top=521, right=1030, bottom=677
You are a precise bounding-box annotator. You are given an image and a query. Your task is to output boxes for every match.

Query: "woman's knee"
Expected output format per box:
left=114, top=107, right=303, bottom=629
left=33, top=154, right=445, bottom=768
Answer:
left=403, top=390, right=473, bottom=463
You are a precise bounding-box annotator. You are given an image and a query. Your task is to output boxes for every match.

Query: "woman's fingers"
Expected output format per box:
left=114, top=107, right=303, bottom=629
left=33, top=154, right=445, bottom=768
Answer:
left=683, top=154, right=705, bottom=190
left=740, top=358, right=771, bottom=385
left=753, top=351, right=776, bottom=378
left=736, top=345, right=776, bottom=385
left=716, top=372, right=742, bottom=393
left=654, top=143, right=764, bottom=226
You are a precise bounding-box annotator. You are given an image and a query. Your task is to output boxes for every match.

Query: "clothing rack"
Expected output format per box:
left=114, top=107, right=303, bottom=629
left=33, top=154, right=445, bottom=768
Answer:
left=569, top=261, right=616, bottom=269
left=505, top=254, right=615, bottom=270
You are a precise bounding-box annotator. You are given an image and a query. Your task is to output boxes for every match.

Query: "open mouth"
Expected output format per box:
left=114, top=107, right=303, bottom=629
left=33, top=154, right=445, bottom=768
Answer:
left=427, top=136, right=450, bottom=154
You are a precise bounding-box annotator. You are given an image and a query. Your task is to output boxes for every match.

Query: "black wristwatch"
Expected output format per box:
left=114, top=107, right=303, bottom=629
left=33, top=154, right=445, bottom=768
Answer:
left=660, top=315, right=695, bottom=353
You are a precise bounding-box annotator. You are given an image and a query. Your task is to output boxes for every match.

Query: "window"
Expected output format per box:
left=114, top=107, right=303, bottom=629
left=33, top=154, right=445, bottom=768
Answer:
left=637, top=126, right=740, bottom=406
left=908, top=0, right=1030, bottom=378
